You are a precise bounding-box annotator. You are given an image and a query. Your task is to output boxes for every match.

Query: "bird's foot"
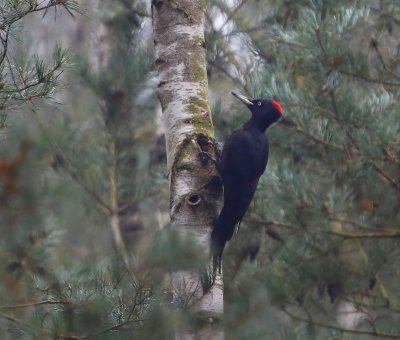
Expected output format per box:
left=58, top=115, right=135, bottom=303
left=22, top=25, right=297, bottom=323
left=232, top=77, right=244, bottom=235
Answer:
left=198, top=151, right=222, bottom=177
left=212, top=254, right=222, bottom=276
left=234, top=222, right=241, bottom=235
left=198, top=150, right=217, bottom=165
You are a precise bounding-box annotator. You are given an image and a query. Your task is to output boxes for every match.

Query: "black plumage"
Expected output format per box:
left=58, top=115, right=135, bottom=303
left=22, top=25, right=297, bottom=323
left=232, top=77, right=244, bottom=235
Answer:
left=211, top=91, right=283, bottom=271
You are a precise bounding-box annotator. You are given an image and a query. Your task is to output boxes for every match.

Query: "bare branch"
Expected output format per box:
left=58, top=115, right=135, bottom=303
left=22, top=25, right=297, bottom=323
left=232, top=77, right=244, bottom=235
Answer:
left=284, top=308, right=400, bottom=339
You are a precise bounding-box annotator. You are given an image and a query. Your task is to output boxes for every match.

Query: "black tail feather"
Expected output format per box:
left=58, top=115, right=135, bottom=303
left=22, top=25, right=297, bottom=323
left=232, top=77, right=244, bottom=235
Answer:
left=210, top=227, right=224, bottom=274
left=210, top=207, right=238, bottom=274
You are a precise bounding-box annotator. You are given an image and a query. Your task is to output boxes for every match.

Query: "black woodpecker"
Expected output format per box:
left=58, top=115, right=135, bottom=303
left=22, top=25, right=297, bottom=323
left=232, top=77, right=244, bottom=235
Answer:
left=211, top=91, right=283, bottom=271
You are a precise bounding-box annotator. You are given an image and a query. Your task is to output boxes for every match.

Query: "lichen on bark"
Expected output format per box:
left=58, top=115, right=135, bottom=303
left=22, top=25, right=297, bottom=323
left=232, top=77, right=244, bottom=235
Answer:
left=152, top=0, right=224, bottom=334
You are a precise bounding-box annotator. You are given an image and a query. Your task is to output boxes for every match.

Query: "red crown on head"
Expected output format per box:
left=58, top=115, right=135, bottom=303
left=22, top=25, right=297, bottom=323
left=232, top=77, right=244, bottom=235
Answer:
left=272, top=100, right=283, bottom=114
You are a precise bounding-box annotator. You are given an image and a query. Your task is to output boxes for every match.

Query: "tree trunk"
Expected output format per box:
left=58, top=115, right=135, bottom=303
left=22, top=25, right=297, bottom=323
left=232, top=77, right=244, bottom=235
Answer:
left=152, top=0, right=224, bottom=338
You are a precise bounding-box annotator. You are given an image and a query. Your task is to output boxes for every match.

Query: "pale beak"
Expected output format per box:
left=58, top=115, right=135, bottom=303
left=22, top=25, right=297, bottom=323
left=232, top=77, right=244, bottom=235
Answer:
left=231, top=91, right=253, bottom=106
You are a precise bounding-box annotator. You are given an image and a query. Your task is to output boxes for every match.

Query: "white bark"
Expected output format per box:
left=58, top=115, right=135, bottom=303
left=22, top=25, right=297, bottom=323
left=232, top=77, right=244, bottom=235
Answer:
left=152, top=0, right=224, bottom=337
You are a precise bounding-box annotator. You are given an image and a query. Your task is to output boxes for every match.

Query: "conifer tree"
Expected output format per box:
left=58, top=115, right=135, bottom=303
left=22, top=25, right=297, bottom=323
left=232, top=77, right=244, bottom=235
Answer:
left=206, top=0, right=400, bottom=338
left=3, top=0, right=400, bottom=338
left=0, top=1, right=165, bottom=338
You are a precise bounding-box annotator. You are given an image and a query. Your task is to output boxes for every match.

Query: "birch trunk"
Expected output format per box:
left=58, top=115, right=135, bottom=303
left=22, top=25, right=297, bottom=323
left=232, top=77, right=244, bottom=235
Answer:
left=152, top=0, right=224, bottom=338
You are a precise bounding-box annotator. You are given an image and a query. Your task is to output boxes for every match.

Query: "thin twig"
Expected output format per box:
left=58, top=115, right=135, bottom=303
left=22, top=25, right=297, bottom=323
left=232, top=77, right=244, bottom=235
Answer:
left=109, top=139, right=130, bottom=266
left=323, top=228, right=400, bottom=239
left=314, top=27, right=327, bottom=56
left=282, top=119, right=344, bottom=151
left=0, top=311, right=85, bottom=339
left=216, top=0, right=249, bottom=34
left=284, top=308, right=400, bottom=338
left=0, top=28, right=10, bottom=66
left=263, top=219, right=400, bottom=239
left=0, top=300, right=74, bottom=310
left=372, top=42, right=400, bottom=81
left=2, top=61, right=65, bottom=94
left=371, top=161, right=400, bottom=191
left=27, top=104, right=113, bottom=214
left=338, top=69, right=400, bottom=87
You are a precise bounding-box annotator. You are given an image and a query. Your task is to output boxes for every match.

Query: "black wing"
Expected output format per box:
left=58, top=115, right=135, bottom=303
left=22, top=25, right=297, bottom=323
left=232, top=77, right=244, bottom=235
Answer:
left=211, top=128, right=269, bottom=273
left=218, top=128, right=269, bottom=184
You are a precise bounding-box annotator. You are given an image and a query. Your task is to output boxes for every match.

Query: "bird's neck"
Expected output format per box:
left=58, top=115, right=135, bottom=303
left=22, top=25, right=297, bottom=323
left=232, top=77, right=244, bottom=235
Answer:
left=244, top=116, right=270, bottom=133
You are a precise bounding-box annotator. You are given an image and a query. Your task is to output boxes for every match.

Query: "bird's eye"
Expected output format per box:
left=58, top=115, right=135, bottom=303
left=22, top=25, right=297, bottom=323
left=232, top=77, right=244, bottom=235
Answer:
left=257, top=101, right=262, bottom=106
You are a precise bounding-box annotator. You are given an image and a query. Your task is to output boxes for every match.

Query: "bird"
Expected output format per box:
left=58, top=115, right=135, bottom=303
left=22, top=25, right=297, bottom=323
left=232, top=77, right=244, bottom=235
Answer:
left=211, top=91, right=283, bottom=272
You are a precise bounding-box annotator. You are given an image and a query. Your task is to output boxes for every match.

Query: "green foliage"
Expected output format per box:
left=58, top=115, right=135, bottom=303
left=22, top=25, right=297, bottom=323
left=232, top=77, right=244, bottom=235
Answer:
left=0, top=0, right=175, bottom=338
left=207, top=0, right=400, bottom=338
left=3, top=0, right=400, bottom=338
left=0, top=1, right=78, bottom=117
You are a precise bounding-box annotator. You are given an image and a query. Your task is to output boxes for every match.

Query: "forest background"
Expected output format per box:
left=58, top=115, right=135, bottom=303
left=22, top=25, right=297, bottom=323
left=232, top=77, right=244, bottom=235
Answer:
left=1, top=0, right=400, bottom=339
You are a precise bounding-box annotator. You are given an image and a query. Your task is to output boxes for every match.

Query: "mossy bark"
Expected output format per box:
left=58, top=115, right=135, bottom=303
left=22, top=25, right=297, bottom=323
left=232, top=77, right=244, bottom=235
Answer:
left=152, top=0, right=224, bottom=338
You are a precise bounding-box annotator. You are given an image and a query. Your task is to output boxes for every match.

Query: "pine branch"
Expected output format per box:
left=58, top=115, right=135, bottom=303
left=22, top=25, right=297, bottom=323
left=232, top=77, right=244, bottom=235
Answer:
left=284, top=308, right=400, bottom=339
left=371, top=40, right=400, bottom=81
left=354, top=240, right=389, bottom=301
left=338, top=69, right=400, bottom=87
left=215, top=0, right=250, bottom=34
left=324, top=229, right=400, bottom=239
left=313, top=22, right=400, bottom=88
left=27, top=108, right=114, bottom=214
left=281, top=117, right=344, bottom=151
left=3, top=47, right=68, bottom=98
left=347, top=296, right=400, bottom=314
left=0, top=300, right=74, bottom=310
left=314, top=27, right=327, bottom=56
left=0, top=311, right=85, bottom=339
left=91, top=318, right=147, bottom=336
left=205, top=14, right=248, bottom=89
left=55, top=160, right=113, bottom=214
left=0, top=1, right=81, bottom=32
left=0, top=28, right=10, bottom=66
left=262, top=220, right=400, bottom=239
left=28, top=1, right=82, bottom=16
left=108, top=139, right=130, bottom=267
left=371, top=162, right=400, bottom=192
left=0, top=311, right=32, bottom=327
left=208, top=59, right=246, bottom=89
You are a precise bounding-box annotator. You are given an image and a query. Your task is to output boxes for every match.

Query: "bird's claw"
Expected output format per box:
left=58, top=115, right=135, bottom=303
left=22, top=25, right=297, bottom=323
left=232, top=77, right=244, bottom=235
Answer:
left=211, top=254, right=222, bottom=276
left=198, top=150, right=218, bottom=167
